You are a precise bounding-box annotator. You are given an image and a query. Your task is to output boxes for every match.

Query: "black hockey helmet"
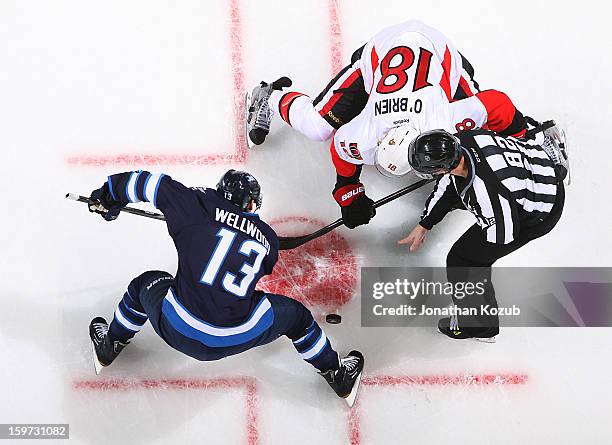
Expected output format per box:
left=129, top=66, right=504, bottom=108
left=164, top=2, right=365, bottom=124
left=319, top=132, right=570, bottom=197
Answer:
left=216, top=169, right=262, bottom=212
left=408, top=130, right=462, bottom=179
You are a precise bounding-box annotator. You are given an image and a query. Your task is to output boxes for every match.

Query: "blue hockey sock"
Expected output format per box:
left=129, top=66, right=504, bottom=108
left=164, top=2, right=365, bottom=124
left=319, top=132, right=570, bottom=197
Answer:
left=108, top=290, right=148, bottom=342
left=292, top=321, right=339, bottom=372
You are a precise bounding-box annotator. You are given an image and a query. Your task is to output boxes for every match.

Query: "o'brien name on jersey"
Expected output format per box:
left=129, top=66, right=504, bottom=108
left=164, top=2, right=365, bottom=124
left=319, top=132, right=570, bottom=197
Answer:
left=374, top=98, right=423, bottom=116
left=215, top=208, right=271, bottom=254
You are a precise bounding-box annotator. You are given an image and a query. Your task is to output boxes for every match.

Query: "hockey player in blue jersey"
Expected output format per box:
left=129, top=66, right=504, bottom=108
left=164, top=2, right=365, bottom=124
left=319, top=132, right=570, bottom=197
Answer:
left=86, top=169, right=364, bottom=406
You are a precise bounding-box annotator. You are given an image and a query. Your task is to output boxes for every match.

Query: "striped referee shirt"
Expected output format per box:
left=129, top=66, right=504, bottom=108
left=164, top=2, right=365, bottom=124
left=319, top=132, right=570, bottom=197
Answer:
left=420, top=129, right=560, bottom=244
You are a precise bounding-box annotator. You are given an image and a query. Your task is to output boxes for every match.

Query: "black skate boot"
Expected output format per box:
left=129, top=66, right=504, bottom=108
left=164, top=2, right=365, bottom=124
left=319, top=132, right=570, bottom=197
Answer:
left=438, top=317, right=498, bottom=343
left=89, top=317, right=129, bottom=374
left=245, top=76, right=292, bottom=147
left=319, top=350, right=364, bottom=407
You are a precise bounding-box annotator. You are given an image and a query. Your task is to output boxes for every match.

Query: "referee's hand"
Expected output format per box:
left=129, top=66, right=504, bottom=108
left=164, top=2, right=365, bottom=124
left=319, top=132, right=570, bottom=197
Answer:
left=398, top=224, right=429, bottom=252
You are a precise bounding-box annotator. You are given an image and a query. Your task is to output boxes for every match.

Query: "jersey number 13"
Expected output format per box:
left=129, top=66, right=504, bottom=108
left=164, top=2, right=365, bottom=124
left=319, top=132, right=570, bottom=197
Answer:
left=200, top=228, right=267, bottom=298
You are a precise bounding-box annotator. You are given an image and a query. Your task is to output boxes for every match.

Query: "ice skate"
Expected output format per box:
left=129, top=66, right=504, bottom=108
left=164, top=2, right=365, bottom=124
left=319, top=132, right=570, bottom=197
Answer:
left=89, top=317, right=129, bottom=374
left=540, top=123, right=570, bottom=185
left=245, top=76, right=292, bottom=147
left=320, top=350, right=364, bottom=407
left=438, top=317, right=497, bottom=343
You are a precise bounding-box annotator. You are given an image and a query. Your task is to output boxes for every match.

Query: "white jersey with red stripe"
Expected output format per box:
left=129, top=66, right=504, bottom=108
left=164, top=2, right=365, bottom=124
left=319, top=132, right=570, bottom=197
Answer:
left=359, top=20, right=465, bottom=98
left=333, top=20, right=470, bottom=166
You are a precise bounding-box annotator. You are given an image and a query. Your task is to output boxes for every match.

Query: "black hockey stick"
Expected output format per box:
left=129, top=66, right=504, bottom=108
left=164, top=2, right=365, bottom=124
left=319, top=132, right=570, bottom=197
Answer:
left=67, top=178, right=433, bottom=249
left=65, top=193, right=166, bottom=220
left=277, top=178, right=433, bottom=250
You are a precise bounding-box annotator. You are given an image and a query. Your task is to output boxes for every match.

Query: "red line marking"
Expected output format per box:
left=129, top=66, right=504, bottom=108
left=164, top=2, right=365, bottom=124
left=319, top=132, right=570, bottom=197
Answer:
left=67, top=0, right=247, bottom=167
left=73, top=377, right=258, bottom=445
left=244, top=379, right=259, bottom=445
left=66, top=153, right=244, bottom=167
left=230, top=0, right=247, bottom=163
left=259, top=216, right=357, bottom=316
left=73, top=376, right=254, bottom=390
left=348, top=373, right=528, bottom=445
left=347, top=399, right=362, bottom=445
left=362, top=373, right=528, bottom=386
left=328, top=0, right=344, bottom=75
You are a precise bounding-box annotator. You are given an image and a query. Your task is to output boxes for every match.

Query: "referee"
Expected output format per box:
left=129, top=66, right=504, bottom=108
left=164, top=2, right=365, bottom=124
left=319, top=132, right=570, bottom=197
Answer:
left=399, top=126, right=568, bottom=340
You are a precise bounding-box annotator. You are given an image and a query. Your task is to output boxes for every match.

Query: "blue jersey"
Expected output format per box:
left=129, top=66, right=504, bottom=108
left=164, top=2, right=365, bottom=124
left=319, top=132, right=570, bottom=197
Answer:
left=105, top=171, right=279, bottom=337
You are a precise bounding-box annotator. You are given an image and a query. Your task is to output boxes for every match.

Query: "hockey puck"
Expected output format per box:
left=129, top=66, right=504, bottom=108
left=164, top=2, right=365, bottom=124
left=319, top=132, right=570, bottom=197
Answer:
left=325, top=313, right=342, bottom=324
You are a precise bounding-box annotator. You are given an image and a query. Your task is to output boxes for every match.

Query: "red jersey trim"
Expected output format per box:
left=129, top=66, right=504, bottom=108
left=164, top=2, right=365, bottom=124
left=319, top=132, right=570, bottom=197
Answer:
left=476, top=90, right=517, bottom=134
left=330, top=140, right=358, bottom=177
left=439, top=46, right=453, bottom=101
left=278, top=92, right=305, bottom=126
left=369, top=47, right=379, bottom=94
left=458, top=76, right=475, bottom=98
left=319, top=69, right=363, bottom=118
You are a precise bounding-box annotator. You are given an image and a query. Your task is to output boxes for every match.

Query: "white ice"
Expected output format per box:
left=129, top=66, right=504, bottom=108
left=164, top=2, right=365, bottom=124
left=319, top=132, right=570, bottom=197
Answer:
left=1, top=0, right=611, bottom=444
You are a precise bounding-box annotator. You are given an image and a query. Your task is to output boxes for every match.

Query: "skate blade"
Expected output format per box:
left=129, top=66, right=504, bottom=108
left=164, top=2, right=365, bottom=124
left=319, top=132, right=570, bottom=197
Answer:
left=344, top=371, right=363, bottom=408
left=244, top=91, right=255, bottom=150
left=90, top=341, right=105, bottom=375
left=559, top=128, right=571, bottom=186
left=473, top=336, right=496, bottom=344
left=437, top=328, right=497, bottom=343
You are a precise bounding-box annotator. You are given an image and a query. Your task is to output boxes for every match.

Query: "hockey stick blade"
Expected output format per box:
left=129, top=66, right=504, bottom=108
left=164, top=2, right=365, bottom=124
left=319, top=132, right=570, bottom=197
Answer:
left=65, top=193, right=166, bottom=221
left=278, top=178, right=433, bottom=250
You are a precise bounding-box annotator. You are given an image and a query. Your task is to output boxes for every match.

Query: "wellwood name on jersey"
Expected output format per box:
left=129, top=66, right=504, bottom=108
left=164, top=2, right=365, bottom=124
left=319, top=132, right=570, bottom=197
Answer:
left=215, top=208, right=271, bottom=253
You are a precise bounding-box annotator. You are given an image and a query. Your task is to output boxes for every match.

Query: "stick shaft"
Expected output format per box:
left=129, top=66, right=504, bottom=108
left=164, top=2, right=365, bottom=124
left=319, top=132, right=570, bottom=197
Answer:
left=65, top=194, right=166, bottom=220
left=278, top=178, right=433, bottom=250
left=68, top=177, right=433, bottom=249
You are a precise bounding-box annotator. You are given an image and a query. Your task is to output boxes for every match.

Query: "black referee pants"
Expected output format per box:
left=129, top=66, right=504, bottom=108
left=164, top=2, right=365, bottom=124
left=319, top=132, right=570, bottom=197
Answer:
left=446, top=182, right=565, bottom=332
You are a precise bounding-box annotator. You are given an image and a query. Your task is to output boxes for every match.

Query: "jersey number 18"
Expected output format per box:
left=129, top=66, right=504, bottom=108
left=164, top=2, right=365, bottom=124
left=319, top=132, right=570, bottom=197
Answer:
left=376, top=46, right=434, bottom=94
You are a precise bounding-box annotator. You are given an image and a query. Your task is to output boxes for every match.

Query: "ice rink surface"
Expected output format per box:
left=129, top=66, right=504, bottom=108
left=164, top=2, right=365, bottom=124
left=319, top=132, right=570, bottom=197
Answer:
left=1, top=0, right=611, bottom=443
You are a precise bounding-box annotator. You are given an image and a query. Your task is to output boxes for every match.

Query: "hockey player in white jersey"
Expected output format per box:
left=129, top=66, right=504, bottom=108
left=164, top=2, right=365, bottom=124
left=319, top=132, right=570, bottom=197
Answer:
left=247, top=20, right=529, bottom=229
left=247, top=20, right=480, bottom=145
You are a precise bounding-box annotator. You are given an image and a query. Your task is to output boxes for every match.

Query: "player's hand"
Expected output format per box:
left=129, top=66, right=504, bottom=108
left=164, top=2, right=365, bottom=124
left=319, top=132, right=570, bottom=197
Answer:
left=341, top=194, right=376, bottom=229
left=89, top=183, right=124, bottom=221
left=398, top=224, right=429, bottom=252
left=333, top=183, right=376, bottom=229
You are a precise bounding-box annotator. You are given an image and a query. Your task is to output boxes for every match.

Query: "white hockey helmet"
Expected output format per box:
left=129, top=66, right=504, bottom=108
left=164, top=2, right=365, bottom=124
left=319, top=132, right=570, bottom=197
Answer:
left=375, top=124, right=419, bottom=177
